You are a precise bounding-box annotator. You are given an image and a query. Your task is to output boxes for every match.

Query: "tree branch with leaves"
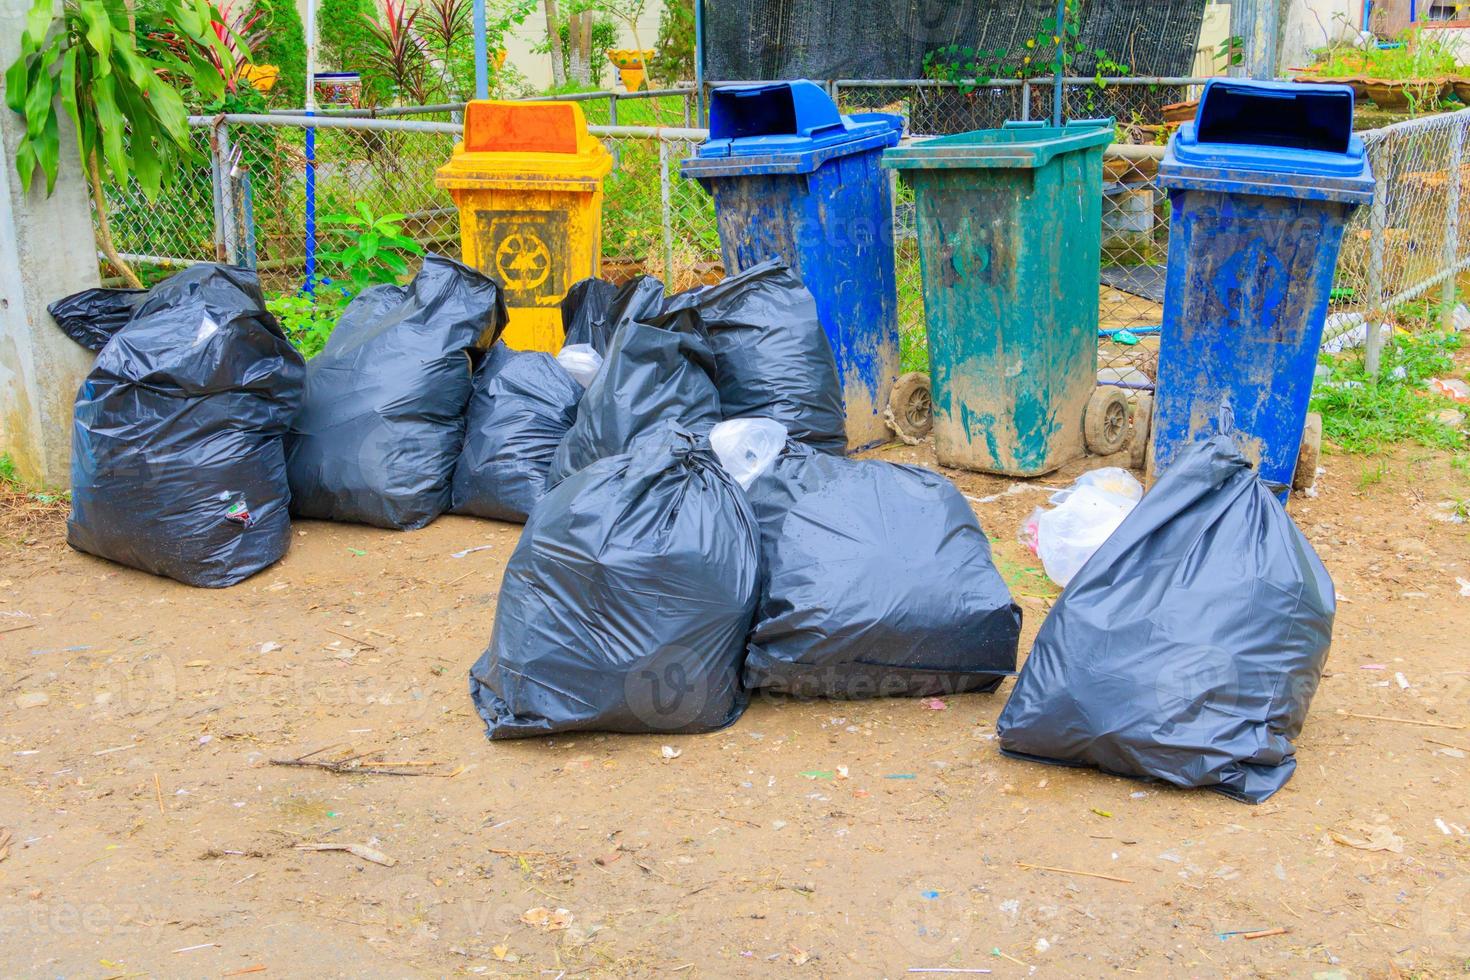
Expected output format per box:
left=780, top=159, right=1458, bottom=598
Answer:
left=6, top=0, right=241, bottom=287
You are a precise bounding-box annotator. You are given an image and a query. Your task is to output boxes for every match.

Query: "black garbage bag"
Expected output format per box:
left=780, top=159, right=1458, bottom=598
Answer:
left=67, top=264, right=305, bottom=588
left=996, top=436, right=1336, bottom=804
left=548, top=311, right=721, bottom=484
left=741, top=442, right=1020, bottom=698
left=451, top=342, right=583, bottom=523
left=287, top=255, right=507, bottom=530
left=664, top=260, right=847, bottom=455
left=47, top=286, right=148, bottom=351
left=469, top=424, right=761, bottom=738
left=561, top=275, right=666, bottom=354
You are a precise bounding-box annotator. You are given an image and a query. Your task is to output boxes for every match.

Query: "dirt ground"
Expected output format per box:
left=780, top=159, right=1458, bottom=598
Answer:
left=2, top=440, right=1468, bottom=979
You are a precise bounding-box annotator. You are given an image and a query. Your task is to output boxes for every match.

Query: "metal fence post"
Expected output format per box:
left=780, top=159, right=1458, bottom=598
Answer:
left=1020, top=81, right=1031, bottom=122
left=217, top=121, right=239, bottom=266
left=208, top=126, right=227, bottom=263
left=1443, top=118, right=1464, bottom=329
left=659, top=138, right=674, bottom=284
left=1365, top=146, right=1389, bottom=376
left=233, top=173, right=258, bottom=271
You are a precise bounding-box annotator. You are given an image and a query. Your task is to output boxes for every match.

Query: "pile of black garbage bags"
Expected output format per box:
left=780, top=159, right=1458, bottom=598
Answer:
left=64, top=256, right=512, bottom=585
left=58, top=256, right=1334, bottom=803
left=466, top=258, right=1023, bottom=736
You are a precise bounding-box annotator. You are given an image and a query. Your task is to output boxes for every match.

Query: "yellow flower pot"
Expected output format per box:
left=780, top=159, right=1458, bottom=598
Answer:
left=608, top=49, right=654, bottom=91
left=242, top=63, right=280, bottom=93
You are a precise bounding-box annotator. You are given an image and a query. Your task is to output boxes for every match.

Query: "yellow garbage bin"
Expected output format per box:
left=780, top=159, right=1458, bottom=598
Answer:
left=436, top=100, right=614, bottom=351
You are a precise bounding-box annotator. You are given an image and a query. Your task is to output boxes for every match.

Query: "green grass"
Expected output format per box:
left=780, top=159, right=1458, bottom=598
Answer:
left=0, top=452, right=68, bottom=504
left=1311, top=328, right=1468, bottom=456
left=1357, top=458, right=1389, bottom=489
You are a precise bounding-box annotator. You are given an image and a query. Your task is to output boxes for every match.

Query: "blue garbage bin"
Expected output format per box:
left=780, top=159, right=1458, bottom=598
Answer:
left=1152, top=79, right=1374, bottom=497
left=682, top=81, right=904, bottom=451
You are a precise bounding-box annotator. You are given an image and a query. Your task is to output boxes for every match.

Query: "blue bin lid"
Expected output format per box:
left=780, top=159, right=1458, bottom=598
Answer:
left=1160, top=79, right=1374, bottom=204
left=682, top=80, right=903, bottom=178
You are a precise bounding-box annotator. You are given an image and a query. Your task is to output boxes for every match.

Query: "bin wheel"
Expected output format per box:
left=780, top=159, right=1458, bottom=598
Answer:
left=886, top=371, right=933, bottom=444
left=1084, top=386, right=1131, bottom=456
left=1128, top=392, right=1153, bottom=472
left=1293, top=412, right=1323, bottom=492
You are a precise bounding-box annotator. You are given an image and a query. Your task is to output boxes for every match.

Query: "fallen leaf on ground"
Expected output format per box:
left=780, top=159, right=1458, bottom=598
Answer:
left=520, top=906, right=572, bottom=931
left=1329, top=825, right=1404, bottom=853
left=294, top=842, right=396, bottom=866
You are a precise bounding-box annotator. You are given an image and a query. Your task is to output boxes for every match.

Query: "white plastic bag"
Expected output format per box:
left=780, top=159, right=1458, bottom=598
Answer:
left=556, top=343, right=603, bottom=389
left=1023, top=467, right=1144, bottom=588
left=709, top=417, right=788, bottom=490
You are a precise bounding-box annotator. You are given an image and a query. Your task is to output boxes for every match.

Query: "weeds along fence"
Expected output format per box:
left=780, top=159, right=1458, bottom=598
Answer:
left=96, top=85, right=1469, bottom=387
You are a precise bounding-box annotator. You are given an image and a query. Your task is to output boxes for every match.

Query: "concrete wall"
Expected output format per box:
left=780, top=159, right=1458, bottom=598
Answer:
left=0, top=0, right=98, bottom=487
left=1192, top=1, right=1235, bottom=77
left=1281, top=0, right=1361, bottom=69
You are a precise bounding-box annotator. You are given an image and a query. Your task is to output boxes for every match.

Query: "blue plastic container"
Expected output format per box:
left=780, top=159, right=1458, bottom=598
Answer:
left=1153, top=79, right=1374, bottom=496
left=682, top=81, right=904, bottom=451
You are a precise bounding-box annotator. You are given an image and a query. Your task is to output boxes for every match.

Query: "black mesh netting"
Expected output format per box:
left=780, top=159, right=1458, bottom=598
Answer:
left=704, top=0, right=1207, bottom=88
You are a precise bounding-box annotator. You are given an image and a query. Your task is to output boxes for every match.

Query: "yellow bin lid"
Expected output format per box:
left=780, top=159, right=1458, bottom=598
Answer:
left=436, top=100, right=614, bottom=191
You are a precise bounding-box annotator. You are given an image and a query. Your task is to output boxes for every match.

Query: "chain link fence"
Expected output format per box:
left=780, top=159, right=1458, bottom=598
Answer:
left=830, top=77, right=1203, bottom=135
left=96, top=86, right=1467, bottom=393
left=1331, top=108, right=1470, bottom=370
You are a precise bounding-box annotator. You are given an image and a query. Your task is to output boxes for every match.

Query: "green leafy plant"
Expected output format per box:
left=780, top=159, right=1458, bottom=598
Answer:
left=6, top=0, right=237, bottom=286
left=315, top=203, right=425, bottom=294
left=1315, top=27, right=1462, bottom=81
left=318, top=0, right=387, bottom=102
left=1312, top=329, right=1467, bottom=454
left=649, top=0, right=693, bottom=85
left=363, top=0, right=428, bottom=104
left=922, top=1, right=1128, bottom=95
left=417, top=0, right=472, bottom=98
left=247, top=0, right=307, bottom=105
left=1215, top=35, right=1244, bottom=72
left=267, top=290, right=344, bottom=358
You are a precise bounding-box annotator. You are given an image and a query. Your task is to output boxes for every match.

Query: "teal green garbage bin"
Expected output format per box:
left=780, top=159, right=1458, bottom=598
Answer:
left=883, top=121, right=1126, bottom=476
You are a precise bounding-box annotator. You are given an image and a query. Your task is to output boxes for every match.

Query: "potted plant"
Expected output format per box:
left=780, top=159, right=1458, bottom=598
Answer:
left=607, top=47, right=654, bottom=91
left=1329, top=29, right=1459, bottom=111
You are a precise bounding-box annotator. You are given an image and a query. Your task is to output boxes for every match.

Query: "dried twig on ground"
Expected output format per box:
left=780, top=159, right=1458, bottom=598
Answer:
left=270, top=747, right=445, bottom=777
left=294, top=842, right=396, bottom=867
left=1016, top=861, right=1135, bottom=883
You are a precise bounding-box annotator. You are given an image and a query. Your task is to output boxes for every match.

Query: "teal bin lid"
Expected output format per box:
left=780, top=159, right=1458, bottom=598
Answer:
left=882, top=119, right=1114, bottom=171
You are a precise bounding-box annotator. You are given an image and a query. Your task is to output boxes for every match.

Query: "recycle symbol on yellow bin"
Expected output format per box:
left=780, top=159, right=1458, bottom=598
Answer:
left=495, top=232, right=552, bottom=293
